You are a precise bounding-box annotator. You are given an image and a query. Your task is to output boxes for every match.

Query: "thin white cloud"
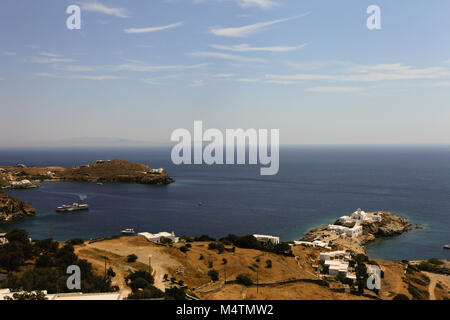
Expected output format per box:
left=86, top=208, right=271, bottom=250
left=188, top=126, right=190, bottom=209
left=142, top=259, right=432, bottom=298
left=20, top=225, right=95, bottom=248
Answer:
left=35, top=73, right=121, bottom=81
left=33, top=57, right=76, bottom=64
left=110, top=63, right=206, bottom=72
left=212, top=73, right=237, bottom=78
left=3, top=52, right=16, bottom=56
left=306, top=86, right=365, bottom=93
left=210, top=13, right=309, bottom=37
left=124, top=22, right=183, bottom=34
left=39, top=52, right=60, bottom=58
left=237, top=0, right=279, bottom=9
left=189, top=51, right=265, bottom=63
left=265, top=80, right=297, bottom=85
left=58, top=65, right=95, bottom=72
left=189, top=80, right=207, bottom=87
left=266, top=63, right=450, bottom=82
left=211, top=43, right=308, bottom=52
left=81, top=2, right=129, bottom=18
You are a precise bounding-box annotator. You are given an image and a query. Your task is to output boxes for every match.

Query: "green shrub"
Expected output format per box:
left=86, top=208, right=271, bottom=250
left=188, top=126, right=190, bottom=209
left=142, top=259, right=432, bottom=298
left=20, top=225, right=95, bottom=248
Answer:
left=236, top=274, right=253, bottom=286
left=66, top=238, right=84, bottom=245
left=427, top=258, right=444, bottom=265
left=127, top=254, right=138, bottom=263
left=179, top=246, right=189, bottom=253
left=208, top=270, right=219, bottom=282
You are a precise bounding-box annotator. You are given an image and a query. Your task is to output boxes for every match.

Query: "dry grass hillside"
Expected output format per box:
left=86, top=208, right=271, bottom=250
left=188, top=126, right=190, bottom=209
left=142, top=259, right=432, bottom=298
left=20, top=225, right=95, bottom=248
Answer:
left=72, top=236, right=450, bottom=300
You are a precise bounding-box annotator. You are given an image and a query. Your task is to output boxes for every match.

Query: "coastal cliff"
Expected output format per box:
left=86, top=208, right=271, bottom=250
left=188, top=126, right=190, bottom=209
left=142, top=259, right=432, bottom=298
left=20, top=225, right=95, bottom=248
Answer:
left=0, top=191, right=36, bottom=224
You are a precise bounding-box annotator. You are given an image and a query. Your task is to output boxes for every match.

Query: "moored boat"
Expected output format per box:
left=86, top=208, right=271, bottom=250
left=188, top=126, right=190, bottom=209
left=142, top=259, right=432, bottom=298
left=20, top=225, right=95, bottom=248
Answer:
left=121, top=228, right=135, bottom=234
left=56, top=203, right=89, bottom=212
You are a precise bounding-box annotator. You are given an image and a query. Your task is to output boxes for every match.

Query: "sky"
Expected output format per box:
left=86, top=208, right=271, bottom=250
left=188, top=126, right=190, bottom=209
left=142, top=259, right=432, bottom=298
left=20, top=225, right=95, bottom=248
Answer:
left=0, top=0, right=449, bottom=147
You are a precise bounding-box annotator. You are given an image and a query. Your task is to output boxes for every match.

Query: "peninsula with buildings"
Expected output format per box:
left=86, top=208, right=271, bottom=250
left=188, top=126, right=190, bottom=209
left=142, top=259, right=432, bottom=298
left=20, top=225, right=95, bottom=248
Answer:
left=0, top=159, right=174, bottom=223
left=298, top=208, right=420, bottom=255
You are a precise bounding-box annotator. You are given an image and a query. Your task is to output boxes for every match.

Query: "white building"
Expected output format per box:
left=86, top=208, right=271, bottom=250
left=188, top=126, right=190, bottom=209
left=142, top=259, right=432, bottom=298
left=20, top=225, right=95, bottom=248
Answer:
left=325, top=260, right=349, bottom=277
left=0, top=233, right=8, bottom=246
left=46, top=171, right=55, bottom=178
left=319, top=250, right=355, bottom=282
left=0, top=289, right=122, bottom=300
left=294, top=240, right=330, bottom=249
left=149, top=168, right=164, bottom=174
left=10, top=179, right=33, bottom=187
left=253, top=234, right=280, bottom=245
left=319, top=250, right=350, bottom=262
left=138, top=231, right=176, bottom=243
left=328, top=224, right=363, bottom=238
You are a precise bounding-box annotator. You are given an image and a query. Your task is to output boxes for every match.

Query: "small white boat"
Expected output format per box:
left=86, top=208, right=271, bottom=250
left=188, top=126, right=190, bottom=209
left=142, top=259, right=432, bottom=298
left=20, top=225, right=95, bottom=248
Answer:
left=121, top=228, right=135, bottom=234
left=444, top=244, right=450, bottom=250
left=56, top=203, right=89, bottom=212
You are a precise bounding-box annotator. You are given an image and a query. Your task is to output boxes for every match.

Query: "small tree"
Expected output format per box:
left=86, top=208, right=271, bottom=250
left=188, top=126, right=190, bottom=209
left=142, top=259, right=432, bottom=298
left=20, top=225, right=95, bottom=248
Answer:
left=222, top=258, right=228, bottom=265
left=199, top=254, right=204, bottom=260
left=266, top=259, right=272, bottom=268
left=236, top=274, right=253, bottom=287
left=208, top=270, right=219, bottom=282
left=179, top=246, right=189, bottom=253
left=163, top=274, right=169, bottom=281
left=208, top=261, right=213, bottom=268
left=127, top=254, right=138, bottom=263
left=107, top=267, right=116, bottom=278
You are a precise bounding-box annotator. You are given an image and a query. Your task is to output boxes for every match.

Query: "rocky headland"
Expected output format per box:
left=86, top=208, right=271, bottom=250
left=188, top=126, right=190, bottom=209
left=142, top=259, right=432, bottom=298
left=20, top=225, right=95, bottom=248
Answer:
left=301, top=210, right=421, bottom=254
left=0, top=191, right=36, bottom=224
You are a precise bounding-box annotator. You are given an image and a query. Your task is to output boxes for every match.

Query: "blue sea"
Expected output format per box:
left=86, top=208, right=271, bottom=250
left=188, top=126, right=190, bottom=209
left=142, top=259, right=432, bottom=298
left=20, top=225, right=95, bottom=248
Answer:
left=1, top=146, right=449, bottom=261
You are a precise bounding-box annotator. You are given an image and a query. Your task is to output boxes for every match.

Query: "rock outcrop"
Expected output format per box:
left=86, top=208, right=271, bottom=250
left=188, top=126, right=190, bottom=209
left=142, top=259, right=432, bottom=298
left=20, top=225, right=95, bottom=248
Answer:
left=0, top=191, right=36, bottom=224
left=359, top=211, right=420, bottom=244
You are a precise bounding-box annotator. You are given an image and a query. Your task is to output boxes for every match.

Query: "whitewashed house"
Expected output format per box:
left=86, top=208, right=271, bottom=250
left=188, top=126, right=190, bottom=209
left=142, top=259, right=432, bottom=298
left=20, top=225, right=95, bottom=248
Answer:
left=138, top=231, right=176, bottom=243
left=253, top=234, right=280, bottom=245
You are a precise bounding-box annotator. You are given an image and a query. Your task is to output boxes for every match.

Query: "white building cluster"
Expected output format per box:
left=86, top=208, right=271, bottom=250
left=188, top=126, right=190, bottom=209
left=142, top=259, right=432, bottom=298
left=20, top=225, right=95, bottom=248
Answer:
left=138, top=231, right=177, bottom=243
left=253, top=234, right=280, bottom=245
left=319, top=250, right=356, bottom=282
left=327, top=208, right=382, bottom=239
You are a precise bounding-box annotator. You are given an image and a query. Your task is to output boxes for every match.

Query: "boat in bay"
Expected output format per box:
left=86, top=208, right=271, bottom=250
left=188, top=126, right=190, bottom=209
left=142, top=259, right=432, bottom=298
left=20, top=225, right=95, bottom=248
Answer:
left=56, top=203, right=89, bottom=212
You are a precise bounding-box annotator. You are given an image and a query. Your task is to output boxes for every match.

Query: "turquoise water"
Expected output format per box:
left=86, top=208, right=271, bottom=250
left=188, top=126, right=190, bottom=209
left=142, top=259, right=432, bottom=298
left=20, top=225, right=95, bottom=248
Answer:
left=1, top=146, right=449, bottom=261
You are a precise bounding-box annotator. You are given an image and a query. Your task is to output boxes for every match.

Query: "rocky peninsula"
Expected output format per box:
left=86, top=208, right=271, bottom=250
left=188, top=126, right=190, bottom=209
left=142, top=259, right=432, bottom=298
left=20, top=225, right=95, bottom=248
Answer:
left=300, top=210, right=420, bottom=254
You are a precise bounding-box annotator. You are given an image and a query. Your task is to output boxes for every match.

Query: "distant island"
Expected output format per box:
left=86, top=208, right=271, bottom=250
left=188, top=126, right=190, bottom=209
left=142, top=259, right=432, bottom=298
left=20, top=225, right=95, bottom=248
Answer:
left=0, top=159, right=174, bottom=223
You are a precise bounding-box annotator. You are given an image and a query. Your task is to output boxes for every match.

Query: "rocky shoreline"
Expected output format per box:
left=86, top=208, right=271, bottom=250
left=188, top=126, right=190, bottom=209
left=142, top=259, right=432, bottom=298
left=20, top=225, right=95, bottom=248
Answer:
left=0, top=191, right=36, bottom=224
